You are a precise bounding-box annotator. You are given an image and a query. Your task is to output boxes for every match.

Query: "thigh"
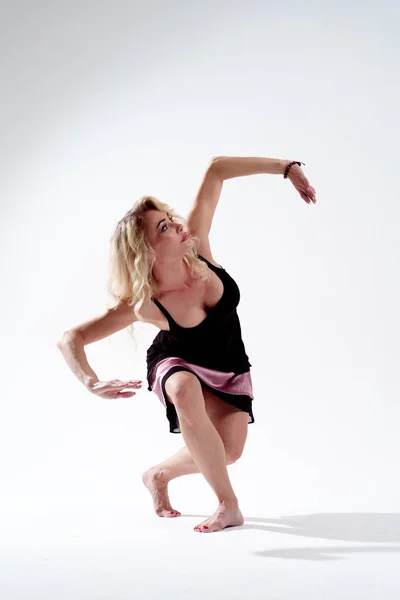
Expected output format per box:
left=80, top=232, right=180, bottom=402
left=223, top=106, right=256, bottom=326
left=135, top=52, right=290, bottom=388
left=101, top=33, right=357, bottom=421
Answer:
left=202, top=385, right=248, bottom=460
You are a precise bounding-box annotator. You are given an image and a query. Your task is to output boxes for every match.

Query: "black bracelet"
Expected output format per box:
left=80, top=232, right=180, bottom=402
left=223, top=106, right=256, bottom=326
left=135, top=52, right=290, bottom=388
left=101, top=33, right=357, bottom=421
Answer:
left=284, top=161, right=305, bottom=179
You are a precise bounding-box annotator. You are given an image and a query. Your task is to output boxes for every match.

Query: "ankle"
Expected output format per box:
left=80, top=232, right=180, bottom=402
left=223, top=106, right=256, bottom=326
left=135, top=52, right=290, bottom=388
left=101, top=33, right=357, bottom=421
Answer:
left=155, top=467, right=170, bottom=484
left=219, top=497, right=239, bottom=508
left=146, top=466, right=167, bottom=483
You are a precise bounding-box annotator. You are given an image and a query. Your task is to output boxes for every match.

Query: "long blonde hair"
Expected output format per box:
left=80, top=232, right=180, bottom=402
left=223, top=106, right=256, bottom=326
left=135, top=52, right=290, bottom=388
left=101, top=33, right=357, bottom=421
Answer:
left=106, top=195, right=209, bottom=339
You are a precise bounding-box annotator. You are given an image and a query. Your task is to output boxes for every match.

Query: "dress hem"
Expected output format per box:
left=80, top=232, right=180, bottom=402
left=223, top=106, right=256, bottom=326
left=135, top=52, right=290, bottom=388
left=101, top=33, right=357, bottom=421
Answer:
left=159, top=365, right=255, bottom=434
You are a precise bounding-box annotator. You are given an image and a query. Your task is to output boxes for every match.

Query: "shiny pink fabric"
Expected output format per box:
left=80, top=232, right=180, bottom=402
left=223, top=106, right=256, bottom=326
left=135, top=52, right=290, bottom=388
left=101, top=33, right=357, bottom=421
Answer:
left=149, top=356, right=254, bottom=408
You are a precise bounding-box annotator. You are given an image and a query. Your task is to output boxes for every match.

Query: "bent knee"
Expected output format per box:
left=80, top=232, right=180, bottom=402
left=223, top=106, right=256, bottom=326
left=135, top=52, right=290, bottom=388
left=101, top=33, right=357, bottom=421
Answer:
left=164, top=371, right=205, bottom=415
left=225, top=449, right=243, bottom=464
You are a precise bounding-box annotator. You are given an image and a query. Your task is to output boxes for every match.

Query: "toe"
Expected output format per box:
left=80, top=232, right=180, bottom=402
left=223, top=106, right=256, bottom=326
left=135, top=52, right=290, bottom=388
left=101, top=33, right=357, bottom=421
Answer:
left=157, top=508, right=180, bottom=518
left=194, top=524, right=209, bottom=532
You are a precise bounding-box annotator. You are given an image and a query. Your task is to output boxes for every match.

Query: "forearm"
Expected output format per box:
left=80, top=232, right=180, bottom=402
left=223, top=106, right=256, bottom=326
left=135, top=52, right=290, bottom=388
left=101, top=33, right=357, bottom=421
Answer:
left=212, top=156, right=291, bottom=180
left=57, top=332, right=99, bottom=389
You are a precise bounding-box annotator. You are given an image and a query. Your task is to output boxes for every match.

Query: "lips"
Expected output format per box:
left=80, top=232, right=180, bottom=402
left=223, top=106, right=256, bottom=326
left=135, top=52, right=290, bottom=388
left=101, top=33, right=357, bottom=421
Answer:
left=181, top=232, right=189, bottom=242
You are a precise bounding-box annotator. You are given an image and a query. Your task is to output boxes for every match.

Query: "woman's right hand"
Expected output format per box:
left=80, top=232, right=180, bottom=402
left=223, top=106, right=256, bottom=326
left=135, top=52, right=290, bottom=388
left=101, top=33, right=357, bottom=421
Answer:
left=87, top=378, right=143, bottom=400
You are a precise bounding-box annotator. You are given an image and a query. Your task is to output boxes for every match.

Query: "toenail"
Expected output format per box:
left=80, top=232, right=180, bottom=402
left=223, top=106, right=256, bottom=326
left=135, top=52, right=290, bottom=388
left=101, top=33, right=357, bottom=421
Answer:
left=203, top=526, right=208, bottom=529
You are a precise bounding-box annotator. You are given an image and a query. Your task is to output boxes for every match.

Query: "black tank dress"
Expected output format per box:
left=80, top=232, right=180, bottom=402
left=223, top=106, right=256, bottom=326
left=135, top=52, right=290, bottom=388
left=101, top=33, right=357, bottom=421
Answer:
left=146, top=254, right=255, bottom=433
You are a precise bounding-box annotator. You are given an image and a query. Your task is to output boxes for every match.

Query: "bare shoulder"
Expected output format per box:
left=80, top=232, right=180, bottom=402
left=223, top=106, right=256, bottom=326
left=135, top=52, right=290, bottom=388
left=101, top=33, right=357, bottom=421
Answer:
left=136, top=296, right=167, bottom=328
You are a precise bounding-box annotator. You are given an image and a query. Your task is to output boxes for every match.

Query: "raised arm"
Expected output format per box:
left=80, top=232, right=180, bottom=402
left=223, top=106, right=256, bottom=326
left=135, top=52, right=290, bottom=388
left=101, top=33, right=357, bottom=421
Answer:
left=185, top=156, right=316, bottom=251
left=212, top=156, right=316, bottom=203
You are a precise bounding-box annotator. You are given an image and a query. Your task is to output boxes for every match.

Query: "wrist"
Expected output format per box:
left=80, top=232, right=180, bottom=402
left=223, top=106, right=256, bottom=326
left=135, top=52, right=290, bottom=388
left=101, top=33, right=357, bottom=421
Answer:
left=283, top=160, right=305, bottom=179
left=84, top=376, right=99, bottom=389
left=281, top=159, right=292, bottom=175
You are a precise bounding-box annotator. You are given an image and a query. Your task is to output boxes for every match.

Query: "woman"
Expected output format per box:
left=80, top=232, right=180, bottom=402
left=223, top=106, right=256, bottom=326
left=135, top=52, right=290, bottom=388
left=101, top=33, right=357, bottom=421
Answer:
left=57, top=156, right=316, bottom=533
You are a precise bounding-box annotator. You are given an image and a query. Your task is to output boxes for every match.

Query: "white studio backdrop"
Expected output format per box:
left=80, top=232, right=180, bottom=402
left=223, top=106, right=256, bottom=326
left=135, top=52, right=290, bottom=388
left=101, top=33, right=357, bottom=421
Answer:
left=1, top=0, right=400, bottom=597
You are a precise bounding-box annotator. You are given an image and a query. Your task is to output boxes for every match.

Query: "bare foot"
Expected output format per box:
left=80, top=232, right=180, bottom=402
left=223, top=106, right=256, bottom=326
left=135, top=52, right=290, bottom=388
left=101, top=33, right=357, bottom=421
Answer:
left=142, top=468, right=181, bottom=518
left=194, top=501, right=244, bottom=533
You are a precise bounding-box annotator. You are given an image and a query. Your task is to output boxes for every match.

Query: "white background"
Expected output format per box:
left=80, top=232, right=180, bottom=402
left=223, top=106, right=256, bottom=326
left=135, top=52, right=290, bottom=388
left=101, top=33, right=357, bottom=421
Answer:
left=1, top=0, right=399, bottom=598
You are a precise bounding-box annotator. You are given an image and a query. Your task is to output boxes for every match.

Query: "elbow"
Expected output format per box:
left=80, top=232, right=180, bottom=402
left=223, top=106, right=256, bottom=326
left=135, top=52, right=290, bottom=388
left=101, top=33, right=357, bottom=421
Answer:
left=56, top=335, right=66, bottom=349
left=208, top=157, right=225, bottom=179
left=210, top=156, right=222, bottom=169
left=56, top=330, right=82, bottom=348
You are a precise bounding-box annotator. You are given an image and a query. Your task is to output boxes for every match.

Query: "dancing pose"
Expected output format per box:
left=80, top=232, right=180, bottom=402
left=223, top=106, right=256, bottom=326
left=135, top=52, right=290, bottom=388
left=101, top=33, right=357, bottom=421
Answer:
left=57, top=156, right=316, bottom=533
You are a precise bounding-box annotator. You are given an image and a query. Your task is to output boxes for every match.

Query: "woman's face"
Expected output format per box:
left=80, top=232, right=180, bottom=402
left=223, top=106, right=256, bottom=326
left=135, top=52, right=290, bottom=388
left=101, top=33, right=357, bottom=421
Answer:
left=144, top=210, right=190, bottom=258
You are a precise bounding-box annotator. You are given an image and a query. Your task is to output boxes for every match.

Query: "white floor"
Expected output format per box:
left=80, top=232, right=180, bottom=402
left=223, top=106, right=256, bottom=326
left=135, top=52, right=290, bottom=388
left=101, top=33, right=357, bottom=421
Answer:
left=2, top=488, right=400, bottom=600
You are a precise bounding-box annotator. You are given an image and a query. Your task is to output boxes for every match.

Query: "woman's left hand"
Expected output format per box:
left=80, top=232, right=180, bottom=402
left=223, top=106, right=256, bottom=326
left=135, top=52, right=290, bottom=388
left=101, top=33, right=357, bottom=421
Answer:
left=287, top=163, right=317, bottom=204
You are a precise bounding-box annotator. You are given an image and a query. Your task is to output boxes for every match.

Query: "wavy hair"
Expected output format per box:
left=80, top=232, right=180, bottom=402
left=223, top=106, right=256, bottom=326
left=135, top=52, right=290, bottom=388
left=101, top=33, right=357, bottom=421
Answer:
left=106, top=195, right=209, bottom=341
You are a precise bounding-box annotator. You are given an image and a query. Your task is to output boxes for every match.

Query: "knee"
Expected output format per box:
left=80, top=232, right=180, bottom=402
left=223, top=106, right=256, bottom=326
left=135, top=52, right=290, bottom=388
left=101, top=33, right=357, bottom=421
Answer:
left=165, top=372, right=204, bottom=418
left=225, top=450, right=243, bottom=464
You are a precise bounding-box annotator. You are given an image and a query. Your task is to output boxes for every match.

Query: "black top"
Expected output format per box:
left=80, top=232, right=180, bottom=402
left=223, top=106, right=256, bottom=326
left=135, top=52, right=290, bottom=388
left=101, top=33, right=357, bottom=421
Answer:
left=146, top=254, right=252, bottom=391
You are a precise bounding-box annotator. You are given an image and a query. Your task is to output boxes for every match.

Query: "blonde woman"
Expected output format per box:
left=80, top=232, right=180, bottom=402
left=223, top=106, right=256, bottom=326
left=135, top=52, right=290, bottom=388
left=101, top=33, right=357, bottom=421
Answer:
left=57, top=156, right=316, bottom=533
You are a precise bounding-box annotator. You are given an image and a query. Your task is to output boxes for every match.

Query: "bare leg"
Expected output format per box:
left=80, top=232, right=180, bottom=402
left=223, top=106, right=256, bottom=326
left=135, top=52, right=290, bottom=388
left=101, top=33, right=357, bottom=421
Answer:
left=145, top=374, right=245, bottom=532
left=179, top=411, right=237, bottom=504
left=142, top=445, right=235, bottom=517
left=177, top=410, right=244, bottom=533
left=141, top=446, right=199, bottom=518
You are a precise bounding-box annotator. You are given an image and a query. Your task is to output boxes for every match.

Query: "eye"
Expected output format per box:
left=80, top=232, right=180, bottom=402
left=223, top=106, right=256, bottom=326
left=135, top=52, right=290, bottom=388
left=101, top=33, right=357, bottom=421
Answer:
left=161, top=215, right=174, bottom=232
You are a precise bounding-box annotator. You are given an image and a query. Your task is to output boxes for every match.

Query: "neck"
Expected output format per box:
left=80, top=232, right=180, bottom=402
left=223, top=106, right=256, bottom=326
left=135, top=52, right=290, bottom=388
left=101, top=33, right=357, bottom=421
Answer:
left=152, top=256, right=191, bottom=294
